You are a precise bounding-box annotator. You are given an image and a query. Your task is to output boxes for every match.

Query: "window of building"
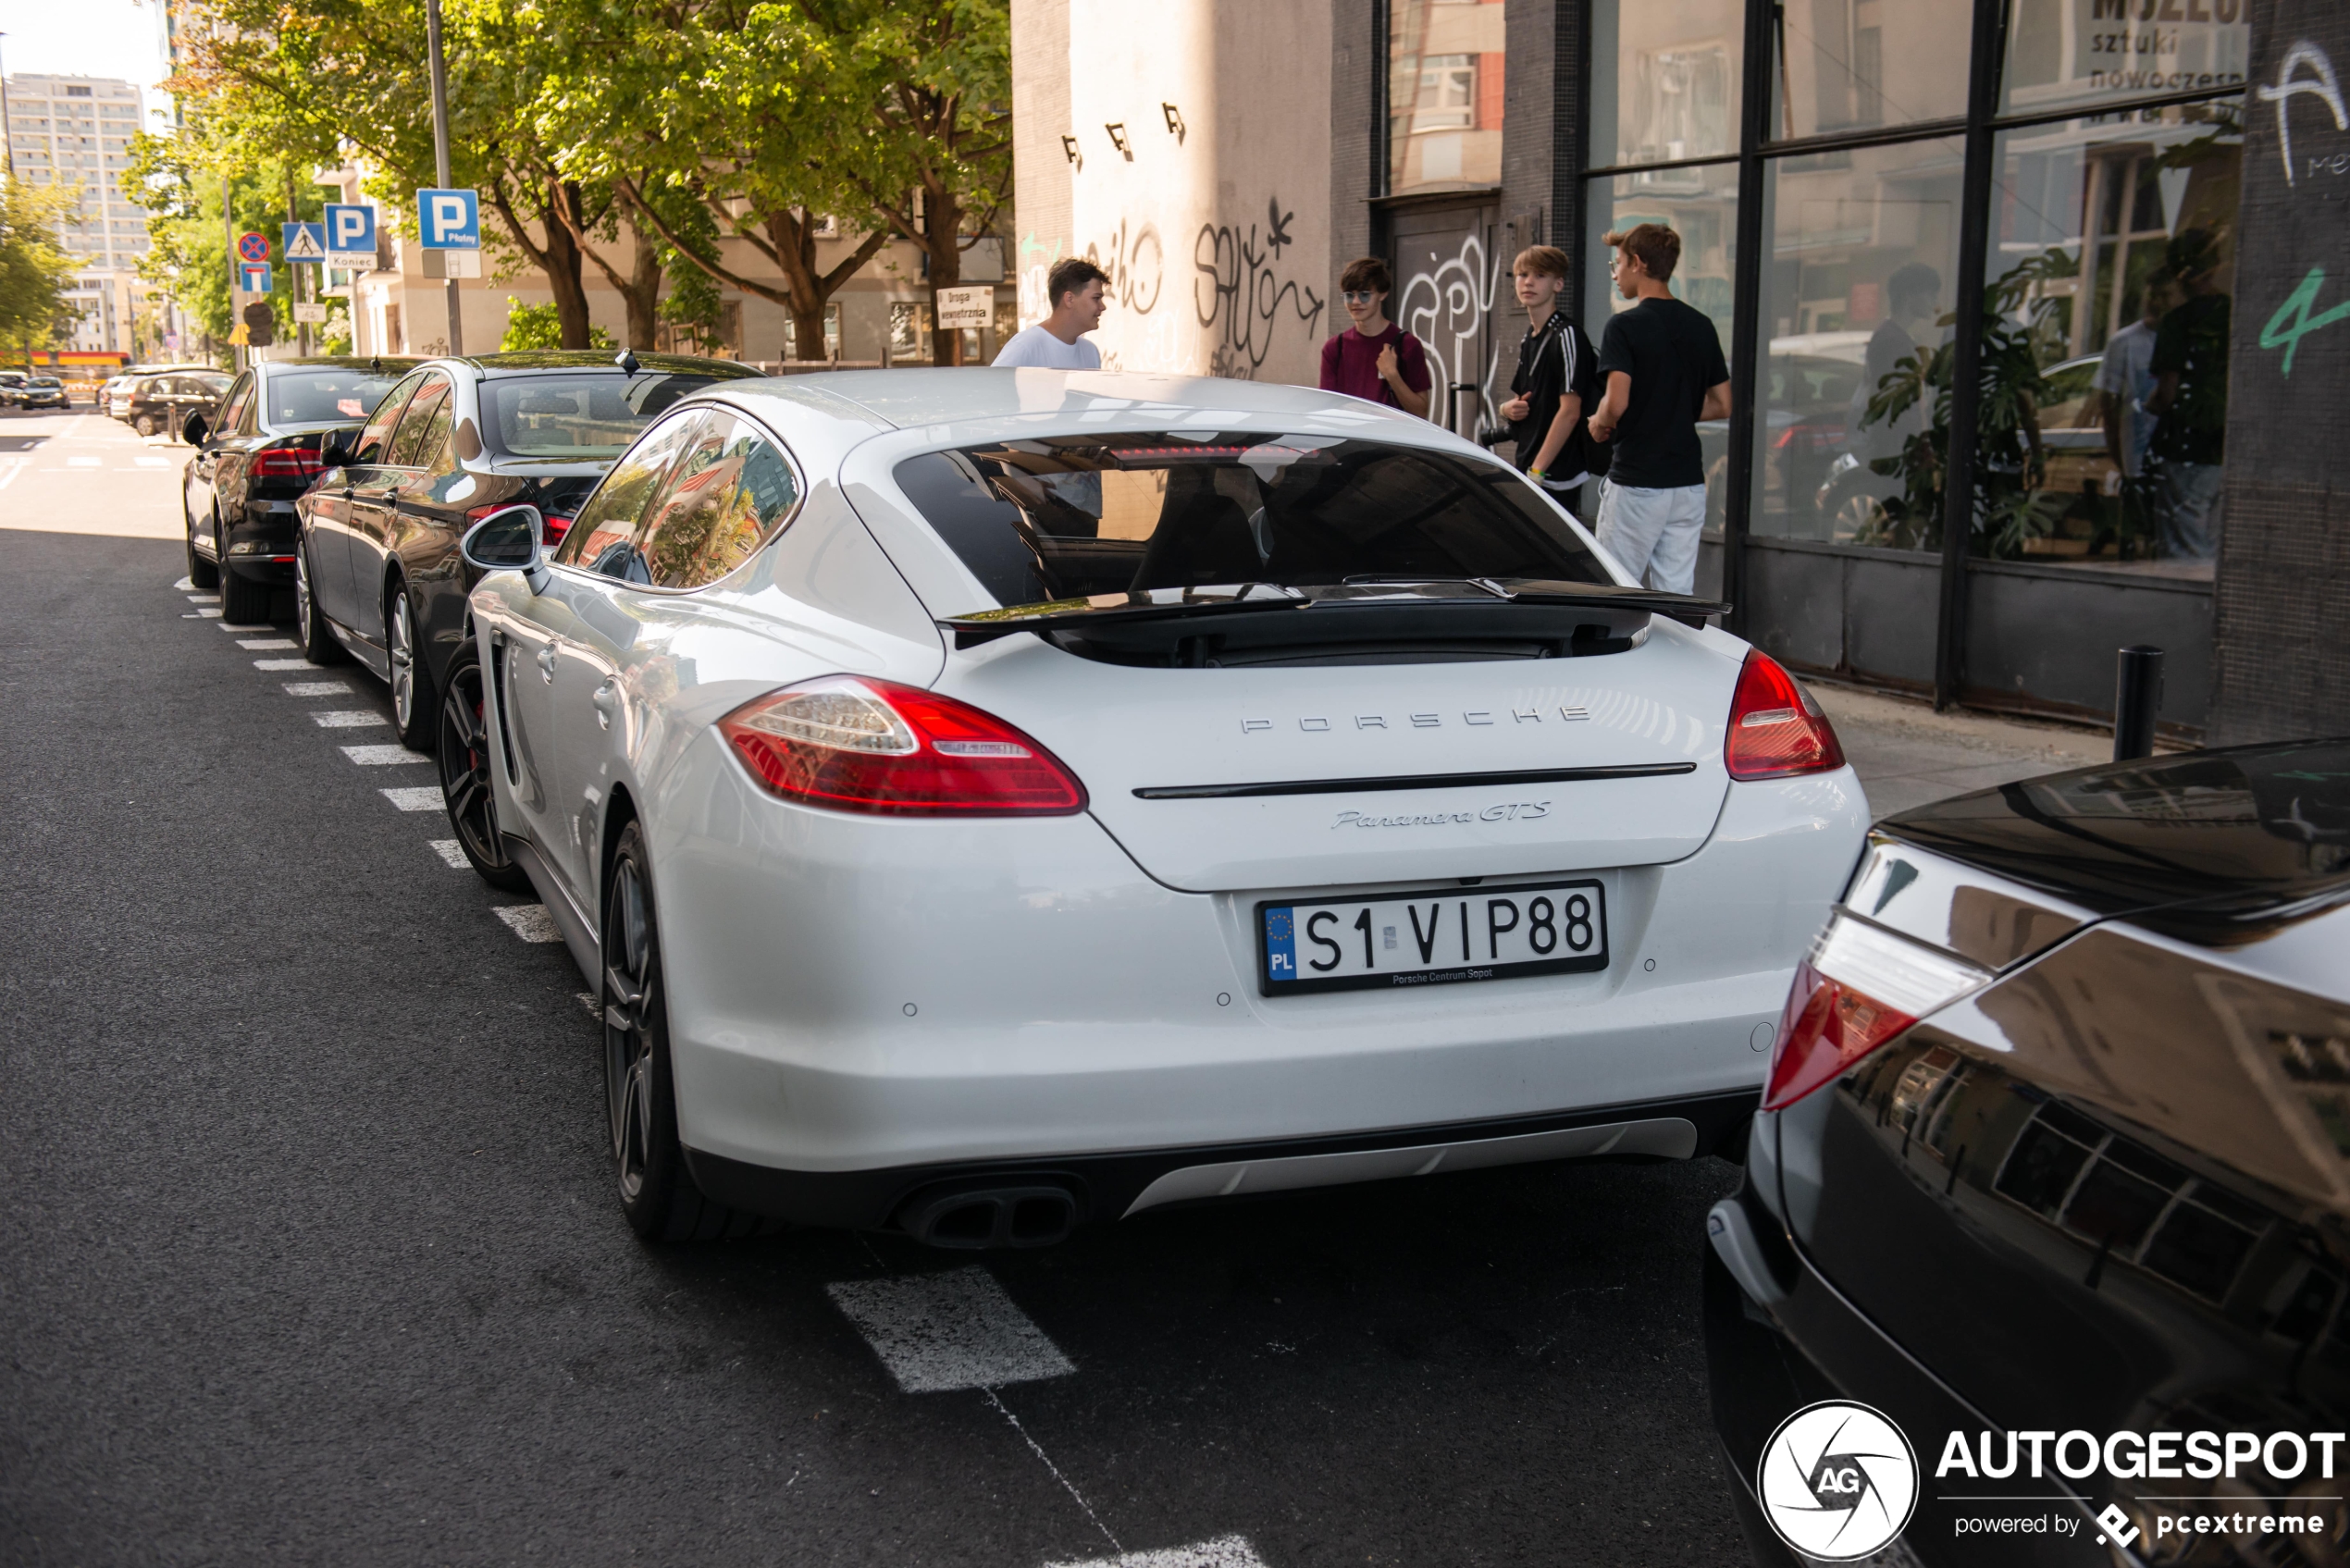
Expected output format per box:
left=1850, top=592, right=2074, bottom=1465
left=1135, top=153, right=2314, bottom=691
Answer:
left=1386, top=0, right=1505, bottom=195
left=2003, top=0, right=2249, bottom=118
left=1588, top=0, right=1743, bottom=168
left=1772, top=0, right=1971, bottom=141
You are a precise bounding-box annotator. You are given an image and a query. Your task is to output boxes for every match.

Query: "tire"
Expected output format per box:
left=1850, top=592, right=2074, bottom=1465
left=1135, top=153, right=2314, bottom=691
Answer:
left=602, top=821, right=766, bottom=1241
left=218, top=561, right=273, bottom=623
left=436, top=641, right=534, bottom=893
left=295, top=541, right=348, bottom=665
left=387, top=585, right=435, bottom=752
left=184, top=502, right=219, bottom=590
left=135, top=414, right=156, bottom=437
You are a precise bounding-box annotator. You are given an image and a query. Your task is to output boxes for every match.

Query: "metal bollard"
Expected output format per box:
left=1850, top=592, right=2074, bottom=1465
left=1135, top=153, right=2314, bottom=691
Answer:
left=2112, top=645, right=2165, bottom=762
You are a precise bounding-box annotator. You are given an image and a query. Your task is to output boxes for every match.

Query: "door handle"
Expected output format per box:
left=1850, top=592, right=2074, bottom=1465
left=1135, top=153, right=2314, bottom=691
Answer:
left=592, top=680, right=617, bottom=730
left=536, top=646, right=557, bottom=683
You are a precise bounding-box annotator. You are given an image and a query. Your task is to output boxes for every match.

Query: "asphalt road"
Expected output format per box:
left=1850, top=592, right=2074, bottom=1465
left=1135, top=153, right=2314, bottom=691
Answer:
left=0, top=405, right=1752, bottom=1567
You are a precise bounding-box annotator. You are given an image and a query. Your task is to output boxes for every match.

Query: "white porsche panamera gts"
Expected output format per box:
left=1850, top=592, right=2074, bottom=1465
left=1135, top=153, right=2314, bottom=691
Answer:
left=442, top=369, right=1868, bottom=1244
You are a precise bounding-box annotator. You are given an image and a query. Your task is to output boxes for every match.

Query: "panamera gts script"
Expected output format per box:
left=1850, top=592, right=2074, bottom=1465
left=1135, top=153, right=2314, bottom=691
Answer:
left=1332, top=801, right=1551, bottom=829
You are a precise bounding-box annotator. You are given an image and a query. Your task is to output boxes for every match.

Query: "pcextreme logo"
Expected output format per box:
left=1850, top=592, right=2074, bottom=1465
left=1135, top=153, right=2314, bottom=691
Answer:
left=1757, top=1401, right=1921, bottom=1562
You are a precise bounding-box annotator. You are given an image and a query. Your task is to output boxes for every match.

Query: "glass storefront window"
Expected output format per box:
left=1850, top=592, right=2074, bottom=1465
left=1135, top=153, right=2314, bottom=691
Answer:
left=1752, top=136, right=1966, bottom=546
left=1772, top=0, right=1971, bottom=142
left=2002, top=0, right=2249, bottom=118
left=1584, top=162, right=1740, bottom=525
left=1387, top=0, right=1505, bottom=194
left=1587, top=0, right=1744, bottom=169
left=1976, top=102, right=2243, bottom=574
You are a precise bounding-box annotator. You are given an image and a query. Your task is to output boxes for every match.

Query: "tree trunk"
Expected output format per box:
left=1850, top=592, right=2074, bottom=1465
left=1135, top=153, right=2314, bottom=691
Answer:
left=618, top=208, right=663, bottom=352
left=924, top=183, right=963, bottom=366
left=541, top=180, right=595, bottom=350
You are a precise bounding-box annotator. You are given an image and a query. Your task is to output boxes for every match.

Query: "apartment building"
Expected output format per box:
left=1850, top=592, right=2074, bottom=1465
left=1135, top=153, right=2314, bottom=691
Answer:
left=3, top=74, right=159, bottom=356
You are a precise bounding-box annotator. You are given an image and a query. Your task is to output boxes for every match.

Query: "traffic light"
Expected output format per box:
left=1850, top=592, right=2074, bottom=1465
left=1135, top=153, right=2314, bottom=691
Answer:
left=242, top=301, right=276, bottom=348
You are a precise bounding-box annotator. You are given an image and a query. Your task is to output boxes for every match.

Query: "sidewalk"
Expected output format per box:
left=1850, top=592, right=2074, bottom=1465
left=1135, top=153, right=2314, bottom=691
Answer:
left=1809, top=680, right=2126, bottom=821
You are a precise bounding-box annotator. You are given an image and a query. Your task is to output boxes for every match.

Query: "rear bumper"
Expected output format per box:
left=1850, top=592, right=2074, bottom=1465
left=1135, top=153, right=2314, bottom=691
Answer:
left=1703, top=1179, right=2096, bottom=1566
left=691, top=1089, right=1757, bottom=1230
left=647, top=735, right=1865, bottom=1197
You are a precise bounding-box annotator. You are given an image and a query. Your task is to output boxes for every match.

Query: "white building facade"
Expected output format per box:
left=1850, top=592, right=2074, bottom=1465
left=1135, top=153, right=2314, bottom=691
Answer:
left=3, top=74, right=158, bottom=357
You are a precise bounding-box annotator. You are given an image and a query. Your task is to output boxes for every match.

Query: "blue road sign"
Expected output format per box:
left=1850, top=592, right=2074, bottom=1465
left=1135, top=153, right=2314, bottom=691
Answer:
left=240, top=263, right=273, bottom=293
left=281, top=222, right=327, bottom=265
left=236, top=230, right=270, bottom=264
left=324, top=204, right=377, bottom=258
left=416, top=188, right=480, bottom=249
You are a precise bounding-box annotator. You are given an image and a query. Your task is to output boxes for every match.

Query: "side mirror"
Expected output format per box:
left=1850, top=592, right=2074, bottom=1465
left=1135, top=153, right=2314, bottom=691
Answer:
left=180, top=414, right=208, bottom=448
left=320, top=435, right=356, bottom=469
left=461, top=503, right=550, bottom=593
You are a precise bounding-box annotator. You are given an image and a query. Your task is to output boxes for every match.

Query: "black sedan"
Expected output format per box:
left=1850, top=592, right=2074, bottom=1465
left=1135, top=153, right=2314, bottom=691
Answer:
left=294, top=350, right=759, bottom=752
left=182, top=357, right=421, bottom=623
left=124, top=368, right=231, bottom=439
left=1705, top=740, right=2350, bottom=1565
left=14, top=376, right=69, bottom=410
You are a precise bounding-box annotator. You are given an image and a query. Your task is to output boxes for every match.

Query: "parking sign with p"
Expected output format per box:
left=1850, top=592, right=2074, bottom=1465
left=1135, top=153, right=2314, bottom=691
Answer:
left=325, top=204, right=377, bottom=259
left=417, top=188, right=480, bottom=250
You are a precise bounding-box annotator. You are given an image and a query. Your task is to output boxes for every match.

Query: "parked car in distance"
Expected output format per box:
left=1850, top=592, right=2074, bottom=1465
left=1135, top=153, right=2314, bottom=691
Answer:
left=451, top=368, right=1869, bottom=1247
left=123, top=369, right=232, bottom=439
left=296, top=350, right=760, bottom=753
left=96, top=363, right=211, bottom=420
left=1705, top=740, right=2350, bottom=1565
left=13, top=376, right=69, bottom=410
left=183, top=356, right=422, bottom=624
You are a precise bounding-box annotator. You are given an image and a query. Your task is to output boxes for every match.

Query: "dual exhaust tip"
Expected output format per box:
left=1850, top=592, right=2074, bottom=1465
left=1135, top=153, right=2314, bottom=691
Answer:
left=897, top=1181, right=1082, bottom=1250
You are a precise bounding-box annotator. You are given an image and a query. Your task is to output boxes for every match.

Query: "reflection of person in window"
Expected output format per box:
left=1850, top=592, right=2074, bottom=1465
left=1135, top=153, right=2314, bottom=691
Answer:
left=2095, top=270, right=2175, bottom=553
left=1856, top=263, right=1941, bottom=454
left=2146, top=228, right=2230, bottom=562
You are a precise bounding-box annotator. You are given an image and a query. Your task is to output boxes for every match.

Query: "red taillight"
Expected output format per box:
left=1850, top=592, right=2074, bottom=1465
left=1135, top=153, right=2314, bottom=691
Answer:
left=1760, top=915, right=1991, bottom=1111
left=718, top=676, right=1088, bottom=817
left=1725, top=650, right=1845, bottom=780
left=251, top=447, right=322, bottom=478
left=541, top=514, right=572, bottom=544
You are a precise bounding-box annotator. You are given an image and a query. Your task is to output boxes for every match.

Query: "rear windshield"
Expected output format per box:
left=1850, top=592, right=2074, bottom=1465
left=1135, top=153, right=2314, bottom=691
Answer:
left=266, top=368, right=408, bottom=425
left=479, top=372, right=740, bottom=460
left=893, top=432, right=1610, bottom=609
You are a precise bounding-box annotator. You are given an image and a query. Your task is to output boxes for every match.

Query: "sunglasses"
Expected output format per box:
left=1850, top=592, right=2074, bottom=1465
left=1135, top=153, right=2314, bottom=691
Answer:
left=1342, top=290, right=1381, bottom=304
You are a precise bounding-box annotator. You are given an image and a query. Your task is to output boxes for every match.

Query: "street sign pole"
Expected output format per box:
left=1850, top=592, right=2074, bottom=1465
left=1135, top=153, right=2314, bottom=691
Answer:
left=224, top=176, right=241, bottom=370
left=426, top=0, right=463, bottom=355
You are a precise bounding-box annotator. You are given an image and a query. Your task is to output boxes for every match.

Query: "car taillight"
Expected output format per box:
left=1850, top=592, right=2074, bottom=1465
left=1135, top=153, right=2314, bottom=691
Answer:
left=719, top=676, right=1088, bottom=817
left=1762, top=914, right=1991, bottom=1111
left=465, top=505, right=570, bottom=546
left=1725, top=650, right=1846, bottom=780
left=250, top=448, right=321, bottom=477
left=541, top=514, right=572, bottom=544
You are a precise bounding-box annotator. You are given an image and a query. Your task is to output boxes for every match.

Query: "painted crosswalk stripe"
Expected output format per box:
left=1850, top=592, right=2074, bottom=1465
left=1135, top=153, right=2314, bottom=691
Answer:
left=380, top=786, right=442, bottom=811
left=427, top=839, right=471, bottom=870
left=310, top=710, right=387, bottom=728
left=135, top=455, right=172, bottom=467
left=493, top=905, right=562, bottom=943
left=1043, top=1540, right=1269, bottom=1568
left=253, top=657, right=311, bottom=670
left=282, top=681, right=350, bottom=696
left=826, top=1267, right=1075, bottom=1393
left=340, top=744, right=426, bottom=765
left=66, top=456, right=99, bottom=467
left=239, top=638, right=299, bottom=650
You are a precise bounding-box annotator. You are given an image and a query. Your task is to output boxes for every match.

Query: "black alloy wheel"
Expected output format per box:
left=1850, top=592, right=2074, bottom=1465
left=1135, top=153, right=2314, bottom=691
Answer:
left=600, top=821, right=763, bottom=1242
left=435, top=642, right=531, bottom=893
left=387, top=586, right=435, bottom=751
left=294, top=543, right=347, bottom=665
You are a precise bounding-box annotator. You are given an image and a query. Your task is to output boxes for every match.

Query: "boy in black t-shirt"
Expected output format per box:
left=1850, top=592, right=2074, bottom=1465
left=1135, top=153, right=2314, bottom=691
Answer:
left=1497, top=245, right=1602, bottom=502
left=1586, top=223, right=1730, bottom=594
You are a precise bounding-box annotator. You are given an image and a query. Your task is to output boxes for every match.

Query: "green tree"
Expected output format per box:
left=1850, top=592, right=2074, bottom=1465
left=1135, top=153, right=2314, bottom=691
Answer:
left=502, top=295, right=613, bottom=350
left=0, top=178, right=81, bottom=364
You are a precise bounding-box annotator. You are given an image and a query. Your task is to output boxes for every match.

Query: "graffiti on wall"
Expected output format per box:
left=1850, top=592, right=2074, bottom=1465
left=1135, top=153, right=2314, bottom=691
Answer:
left=1085, top=217, right=1167, bottom=316
left=1396, top=228, right=1506, bottom=433
left=1193, top=196, right=1326, bottom=379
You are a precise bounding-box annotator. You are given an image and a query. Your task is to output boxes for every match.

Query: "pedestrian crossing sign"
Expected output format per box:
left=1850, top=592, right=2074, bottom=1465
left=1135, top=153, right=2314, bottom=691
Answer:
left=282, top=223, right=327, bottom=265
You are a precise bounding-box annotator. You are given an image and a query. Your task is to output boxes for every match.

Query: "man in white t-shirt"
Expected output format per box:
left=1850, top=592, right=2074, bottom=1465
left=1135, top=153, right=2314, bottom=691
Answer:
left=2095, top=272, right=2175, bottom=481
left=993, top=258, right=1110, bottom=368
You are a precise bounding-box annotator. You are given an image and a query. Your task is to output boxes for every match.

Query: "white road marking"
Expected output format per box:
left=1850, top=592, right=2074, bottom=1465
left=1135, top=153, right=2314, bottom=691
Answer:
left=989, top=1387, right=1123, bottom=1553
left=825, top=1267, right=1075, bottom=1393
left=252, top=657, right=311, bottom=670
left=135, top=455, right=172, bottom=467
left=340, top=745, right=427, bottom=765
left=309, top=710, right=387, bottom=728
left=428, top=839, right=471, bottom=870
left=172, top=575, right=194, bottom=590
left=238, top=638, right=299, bottom=650
left=1043, top=1539, right=1269, bottom=1568
left=380, top=786, right=442, bottom=811
left=493, top=905, right=562, bottom=943
left=574, top=991, right=600, bottom=1019
left=281, top=681, right=351, bottom=696
left=193, top=608, right=221, bottom=618
left=184, top=593, right=217, bottom=604
left=0, top=465, right=20, bottom=492
left=66, top=456, right=100, bottom=467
